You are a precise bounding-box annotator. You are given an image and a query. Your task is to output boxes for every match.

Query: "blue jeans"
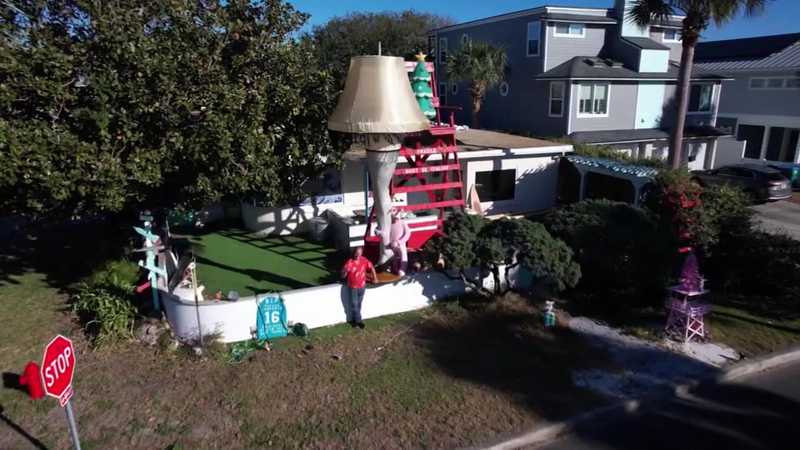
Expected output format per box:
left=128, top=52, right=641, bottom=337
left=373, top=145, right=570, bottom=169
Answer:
left=347, top=287, right=365, bottom=323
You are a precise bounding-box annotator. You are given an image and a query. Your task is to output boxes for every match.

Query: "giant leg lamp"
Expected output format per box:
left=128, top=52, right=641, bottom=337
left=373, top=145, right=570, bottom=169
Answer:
left=328, top=56, right=430, bottom=264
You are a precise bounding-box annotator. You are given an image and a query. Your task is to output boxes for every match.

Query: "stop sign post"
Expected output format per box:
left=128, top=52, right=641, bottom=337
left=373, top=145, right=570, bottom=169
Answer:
left=41, top=335, right=82, bottom=450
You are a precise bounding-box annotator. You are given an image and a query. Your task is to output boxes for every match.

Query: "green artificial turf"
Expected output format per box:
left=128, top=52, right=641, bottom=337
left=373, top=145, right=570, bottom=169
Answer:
left=187, top=229, right=340, bottom=297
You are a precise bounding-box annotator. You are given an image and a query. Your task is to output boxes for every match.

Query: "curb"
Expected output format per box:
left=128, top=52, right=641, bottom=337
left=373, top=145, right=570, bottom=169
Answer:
left=718, top=344, right=800, bottom=382
left=469, top=345, right=800, bottom=450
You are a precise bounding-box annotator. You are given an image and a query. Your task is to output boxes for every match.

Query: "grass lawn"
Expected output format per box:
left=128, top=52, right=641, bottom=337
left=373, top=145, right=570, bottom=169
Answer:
left=183, top=227, right=341, bottom=297
left=569, top=295, right=800, bottom=358
left=1, top=226, right=616, bottom=450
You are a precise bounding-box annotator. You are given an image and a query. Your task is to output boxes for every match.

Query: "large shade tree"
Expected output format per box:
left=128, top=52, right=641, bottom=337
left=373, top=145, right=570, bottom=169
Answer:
left=306, top=10, right=452, bottom=86
left=445, top=42, right=507, bottom=129
left=0, top=0, right=341, bottom=220
left=630, top=0, right=770, bottom=169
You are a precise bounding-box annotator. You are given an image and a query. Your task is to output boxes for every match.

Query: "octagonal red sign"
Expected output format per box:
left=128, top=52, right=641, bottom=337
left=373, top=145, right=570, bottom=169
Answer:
left=40, top=335, right=76, bottom=404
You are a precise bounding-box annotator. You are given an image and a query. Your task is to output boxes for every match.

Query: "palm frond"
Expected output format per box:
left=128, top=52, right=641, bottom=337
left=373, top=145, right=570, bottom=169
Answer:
left=629, top=0, right=675, bottom=26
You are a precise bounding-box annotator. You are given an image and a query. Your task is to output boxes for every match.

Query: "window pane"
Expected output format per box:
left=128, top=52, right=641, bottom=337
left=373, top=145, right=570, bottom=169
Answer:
left=475, top=169, right=516, bottom=202
left=579, top=84, right=592, bottom=113
left=527, top=22, right=540, bottom=55
left=556, top=24, right=570, bottom=34
left=551, top=82, right=564, bottom=99
left=570, top=24, right=584, bottom=35
left=750, top=78, right=765, bottom=88
left=594, top=99, right=607, bottom=114
left=698, top=85, right=712, bottom=111
left=767, top=78, right=784, bottom=88
left=550, top=99, right=563, bottom=116
left=786, top=78, right=800, bottom=88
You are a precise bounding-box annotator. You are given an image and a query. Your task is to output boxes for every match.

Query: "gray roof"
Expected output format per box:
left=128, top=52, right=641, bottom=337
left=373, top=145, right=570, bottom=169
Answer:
left=694, top=33, right=800, bottom=71
left=569, top=127, right=731, bottom=145
left=541, top=12, right=617, bottom=24
left=623, top=37, right=669, bottom=51
left=536, top=57, right=729, bottom=81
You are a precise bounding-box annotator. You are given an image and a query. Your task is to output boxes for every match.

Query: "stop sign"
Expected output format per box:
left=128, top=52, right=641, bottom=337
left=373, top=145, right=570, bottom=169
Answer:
left=40, top=335, right=76, bottom=406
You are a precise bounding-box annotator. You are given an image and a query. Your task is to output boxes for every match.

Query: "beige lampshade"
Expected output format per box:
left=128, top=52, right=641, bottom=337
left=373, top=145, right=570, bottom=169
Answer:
left=328, top=56, right=430, bottom=134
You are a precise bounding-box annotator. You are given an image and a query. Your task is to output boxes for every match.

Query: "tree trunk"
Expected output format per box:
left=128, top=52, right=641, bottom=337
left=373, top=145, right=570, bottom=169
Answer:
left=669, top=38, right=697, bottom=170
left=470, top=82, right=485, bottom=129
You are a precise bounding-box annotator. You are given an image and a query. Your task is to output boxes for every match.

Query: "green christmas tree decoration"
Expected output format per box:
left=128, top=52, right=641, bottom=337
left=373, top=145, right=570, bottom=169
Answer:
left=410, top=53, right=436, bottom=120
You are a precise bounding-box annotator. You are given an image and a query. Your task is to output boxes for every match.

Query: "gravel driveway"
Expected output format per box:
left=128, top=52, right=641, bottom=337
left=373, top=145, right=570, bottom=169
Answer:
left=752, top=198, right=800, bottom=240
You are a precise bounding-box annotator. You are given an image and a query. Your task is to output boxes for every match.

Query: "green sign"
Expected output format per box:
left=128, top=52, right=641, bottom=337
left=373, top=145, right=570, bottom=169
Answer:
left=256, top=295, right=288, bottom=340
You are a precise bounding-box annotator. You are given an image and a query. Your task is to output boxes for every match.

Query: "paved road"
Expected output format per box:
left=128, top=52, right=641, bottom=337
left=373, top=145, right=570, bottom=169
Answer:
left=538, top=362, right=800, bottom=450
left=752, top=199, right=800, bottom=240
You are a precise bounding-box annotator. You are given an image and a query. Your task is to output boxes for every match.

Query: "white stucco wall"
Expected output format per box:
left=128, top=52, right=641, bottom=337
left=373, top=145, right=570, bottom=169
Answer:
left=463, top=155, right=561, bottom=215
left=163, top=266, right=521, bottom=343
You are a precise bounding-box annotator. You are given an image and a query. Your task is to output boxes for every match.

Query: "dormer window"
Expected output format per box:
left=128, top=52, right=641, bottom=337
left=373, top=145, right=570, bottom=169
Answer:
left=554, top=23, right=585, bottom=38
left=663, top=29, right=681, bottom=43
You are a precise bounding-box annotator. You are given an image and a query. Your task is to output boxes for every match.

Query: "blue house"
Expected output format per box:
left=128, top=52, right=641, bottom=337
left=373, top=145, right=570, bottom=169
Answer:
left=428, top=0, right=732, bottom=170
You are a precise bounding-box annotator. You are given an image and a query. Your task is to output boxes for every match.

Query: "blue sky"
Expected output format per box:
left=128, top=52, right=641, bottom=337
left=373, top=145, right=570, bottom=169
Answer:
left=293, top=0, right=799, bottom=41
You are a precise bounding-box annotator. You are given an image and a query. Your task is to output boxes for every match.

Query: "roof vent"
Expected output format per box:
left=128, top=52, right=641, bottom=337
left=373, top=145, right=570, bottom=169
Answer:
left=605, top=59, right=624, bottom=68
left=585, top=58, right=598, bottom=67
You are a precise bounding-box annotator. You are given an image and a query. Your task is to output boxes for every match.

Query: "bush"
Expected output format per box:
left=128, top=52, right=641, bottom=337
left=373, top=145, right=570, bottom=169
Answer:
left=706, top=231, right=800, bottom=299
left=425, top=214, right=580, bottom=295
left=72, top=260, right=141, bottom=346
left=544, top=199, right=676, bottom=305
left=645, top=170, right=753, bottom=254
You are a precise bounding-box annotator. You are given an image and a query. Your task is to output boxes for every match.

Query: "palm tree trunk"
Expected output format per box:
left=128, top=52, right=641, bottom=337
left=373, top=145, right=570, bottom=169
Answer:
left=471, top=97, right=482, bottom=129
left=669, top=40, right=696, bottom=169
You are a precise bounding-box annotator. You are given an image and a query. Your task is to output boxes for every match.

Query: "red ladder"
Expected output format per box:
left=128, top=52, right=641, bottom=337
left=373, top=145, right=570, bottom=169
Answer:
left=363, top=61, right=465, bottom=258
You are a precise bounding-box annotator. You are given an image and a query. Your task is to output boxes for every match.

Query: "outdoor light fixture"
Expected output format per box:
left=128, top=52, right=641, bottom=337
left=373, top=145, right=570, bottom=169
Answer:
left=328, top=55, right=430, bottom=264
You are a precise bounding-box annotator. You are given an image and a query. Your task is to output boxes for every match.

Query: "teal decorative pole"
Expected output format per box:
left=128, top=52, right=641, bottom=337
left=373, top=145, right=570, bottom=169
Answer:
left=134, top=213, right=166, bottom=311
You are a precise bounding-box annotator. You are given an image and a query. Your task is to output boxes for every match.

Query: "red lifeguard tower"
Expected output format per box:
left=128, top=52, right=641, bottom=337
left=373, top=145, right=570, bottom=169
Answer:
left=364, top=61, right=465, bottom=259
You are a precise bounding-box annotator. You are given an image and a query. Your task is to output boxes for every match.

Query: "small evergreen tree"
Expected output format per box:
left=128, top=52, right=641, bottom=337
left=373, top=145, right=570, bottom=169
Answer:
left=409, top=53, right=436, bottom=120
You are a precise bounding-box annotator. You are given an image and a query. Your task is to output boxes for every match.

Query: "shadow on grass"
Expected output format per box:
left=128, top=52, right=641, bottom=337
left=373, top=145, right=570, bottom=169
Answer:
left=0, top=220, right=131, bottom=291
left=0, top=405, right=48, bottom=450
left=194, top=256, right=314, bottom=291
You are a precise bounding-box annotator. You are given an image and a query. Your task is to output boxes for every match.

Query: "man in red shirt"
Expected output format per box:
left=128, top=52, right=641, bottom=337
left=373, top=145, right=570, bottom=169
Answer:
left=341, top=246, right=377, bottom=329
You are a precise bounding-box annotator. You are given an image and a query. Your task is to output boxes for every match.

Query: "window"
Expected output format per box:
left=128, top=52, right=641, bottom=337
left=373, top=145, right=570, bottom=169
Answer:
left=451, top=81, right=458, bottom=96
left=549, top=81, right=565, bottom=117
left=767, top=78, right=784, bottom=89
left=578, top=83, right=608, bottom=116
left=662, top=29, right=681, bottom=42
left=460, top=33, right=470, bottom=45
left=688, top=84, right=713, bottom=113
left=526, top=21, right=541, bottom=57
left=438, top=82, right=447, bottom=103
left=499, top=81, right=510, bottom=97
left=737, top=124, right=766, bottom=159
left=475, top=169, right=516, bottom=202
left=438, top=37, right=448, bottom=65
left=428, top=35, right=436, bottom=57
left=750, top=77, right=799, bottom=90
left=554, top=23, right=585, bottom=37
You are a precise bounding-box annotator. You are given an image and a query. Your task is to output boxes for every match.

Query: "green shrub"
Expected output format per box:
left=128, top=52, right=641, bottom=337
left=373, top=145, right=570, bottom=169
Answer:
left=72, top=259, right=141, bottom=346
left=573, top=143, right=666, bottom=168
left=425, top=214, right=580, bottom=295
left=545, top=199, right=676, bottom=306
left=706, top=231, right=800, bottom=299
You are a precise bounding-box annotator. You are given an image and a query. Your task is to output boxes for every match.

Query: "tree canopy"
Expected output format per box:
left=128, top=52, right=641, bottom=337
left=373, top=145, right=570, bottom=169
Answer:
left=305, top=10, right=452, bottom=86
left=1, top=0, right=342, bottom=219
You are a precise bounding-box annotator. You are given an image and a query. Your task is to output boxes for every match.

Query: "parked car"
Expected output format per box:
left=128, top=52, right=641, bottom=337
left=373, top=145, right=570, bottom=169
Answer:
left=691, top=164, right=792, bottom=202
left=767, top=163, right=800, bottom=191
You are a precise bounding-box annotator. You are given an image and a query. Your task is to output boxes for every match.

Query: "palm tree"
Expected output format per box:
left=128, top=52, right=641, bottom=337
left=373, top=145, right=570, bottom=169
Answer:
left=446, top=41, right=507, bottom=129
left=630, top=0, right=769, bottom=169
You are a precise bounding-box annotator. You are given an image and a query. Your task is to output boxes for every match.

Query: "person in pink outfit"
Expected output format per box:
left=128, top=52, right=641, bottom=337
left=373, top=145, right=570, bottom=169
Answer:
left=389, top=212, right=411, bottom=276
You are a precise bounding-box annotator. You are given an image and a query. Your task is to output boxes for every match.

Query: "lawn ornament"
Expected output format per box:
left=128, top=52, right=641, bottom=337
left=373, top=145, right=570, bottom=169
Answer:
left=544, top=301, right=556, bottom=327
left=19, top=361, right=45, bottom=399
left=328, top=55, right=430, bottom=265
left=410, top=53, right=436, bottom=119
left=665, top=252, right=711, bottom=343
left=134, top=216, right=166, bottom=311
left=388, top=210, right=411, bottom=276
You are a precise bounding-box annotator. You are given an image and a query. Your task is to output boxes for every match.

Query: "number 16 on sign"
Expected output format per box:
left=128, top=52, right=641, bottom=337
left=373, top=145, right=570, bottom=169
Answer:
left=41, top=335, right=82, bottom=450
